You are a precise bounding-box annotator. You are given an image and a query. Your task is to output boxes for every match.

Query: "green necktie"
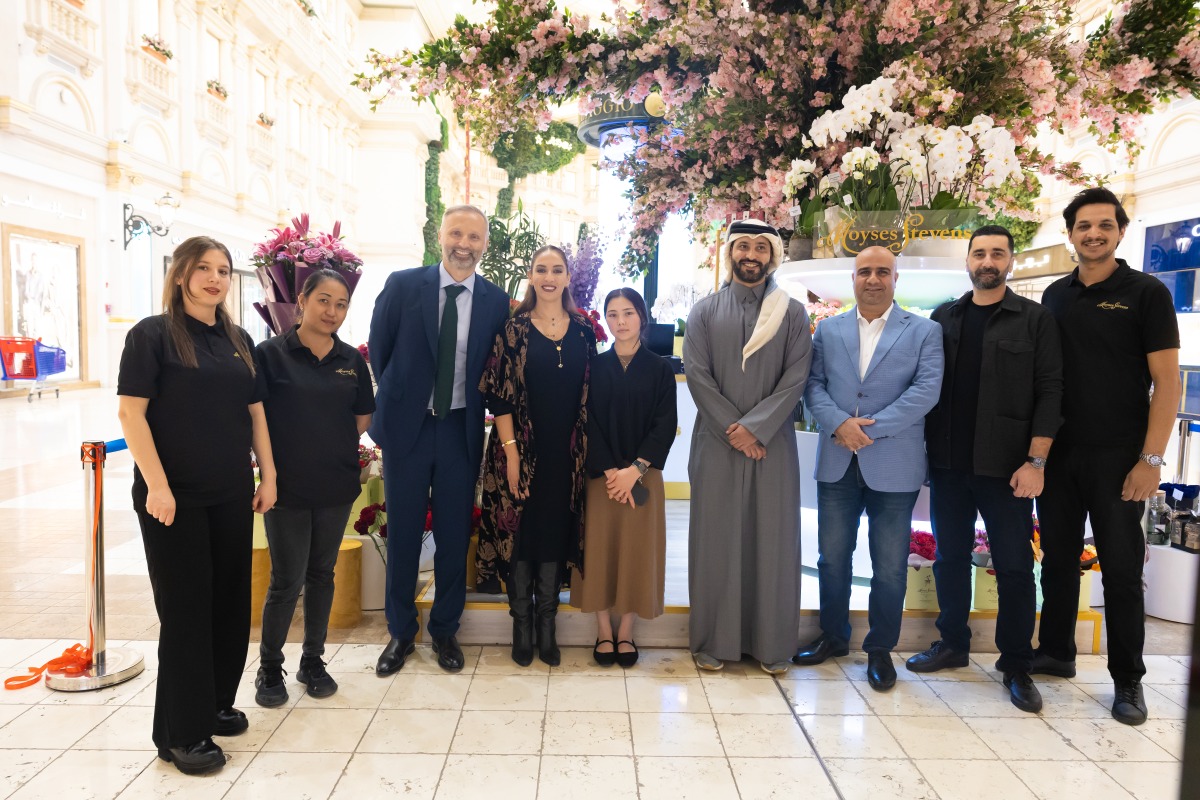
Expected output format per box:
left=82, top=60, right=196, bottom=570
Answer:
left=433, top=284, right=467, bottom=417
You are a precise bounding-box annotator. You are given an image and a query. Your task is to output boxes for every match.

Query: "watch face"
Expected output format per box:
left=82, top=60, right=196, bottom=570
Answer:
left=1142, top=454, right=1165, bottom=467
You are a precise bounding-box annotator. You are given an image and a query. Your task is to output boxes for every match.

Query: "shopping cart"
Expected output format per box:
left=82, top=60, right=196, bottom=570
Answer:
left=0, top=336, right=67, bottom=402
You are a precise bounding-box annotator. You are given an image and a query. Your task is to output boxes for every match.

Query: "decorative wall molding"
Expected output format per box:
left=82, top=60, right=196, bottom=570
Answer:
left=23, top=0, right=101, bottom=77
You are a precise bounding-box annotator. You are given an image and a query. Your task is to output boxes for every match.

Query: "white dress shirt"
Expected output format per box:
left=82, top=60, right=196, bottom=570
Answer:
left=856, top=304, right=892, bottom=380
left=430, top=264, right=476, bottom=411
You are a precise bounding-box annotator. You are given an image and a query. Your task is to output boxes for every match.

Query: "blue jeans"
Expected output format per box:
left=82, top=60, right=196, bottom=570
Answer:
left=260, top=503, right=354, bottom=666
left=817, top=457, right=919, bottom=653
left=929, top=467, right=1035, bottom=673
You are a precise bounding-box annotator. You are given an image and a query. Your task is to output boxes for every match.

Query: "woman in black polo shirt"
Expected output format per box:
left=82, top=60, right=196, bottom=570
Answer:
left=118, top=236, right=277, bottom=776
left=252, top=269, right=374, bottom=707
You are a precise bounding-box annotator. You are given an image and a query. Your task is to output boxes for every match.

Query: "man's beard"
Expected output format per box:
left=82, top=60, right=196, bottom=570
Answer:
left=970, top=268, right=1004, bottom=290
left=733, top=259, right=766, bottom=283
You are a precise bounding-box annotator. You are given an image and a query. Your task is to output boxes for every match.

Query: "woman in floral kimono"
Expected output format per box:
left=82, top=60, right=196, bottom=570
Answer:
left=477, top=245, right=595, bottom=666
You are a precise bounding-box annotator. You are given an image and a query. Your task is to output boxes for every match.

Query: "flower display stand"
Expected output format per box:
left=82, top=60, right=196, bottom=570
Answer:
left=346, top=476, right=386, bottom=610
left=905, top=566, right=938, bottom=610
left=328, top=539, right=362, bottom=628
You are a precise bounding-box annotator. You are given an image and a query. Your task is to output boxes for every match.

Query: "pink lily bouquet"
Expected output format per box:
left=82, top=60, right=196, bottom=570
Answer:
left=251, top=213, right=363, bottom=334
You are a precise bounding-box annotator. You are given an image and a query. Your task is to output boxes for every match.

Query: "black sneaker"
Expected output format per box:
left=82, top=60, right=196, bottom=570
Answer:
left=1112, top=679, right=1148, bottom=726
left=254, top=664, right=288, bottom=708
left=1028, top=651, right=1076, bottom=678
left=905, top=640, right=970, bottom=673
left=297, top=657, right=338, bottom=699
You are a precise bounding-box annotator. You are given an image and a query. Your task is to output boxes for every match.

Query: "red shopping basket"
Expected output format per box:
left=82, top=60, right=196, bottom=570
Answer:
left=0, top=337, right=37, bottom=380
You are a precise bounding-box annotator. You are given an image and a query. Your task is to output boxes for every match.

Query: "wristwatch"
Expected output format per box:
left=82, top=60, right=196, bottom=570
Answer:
left=1026, top=456, right=1046, bottom=470
left=1138, top=452, right=1165, bottom=468
left=633, top=460, right=649, bottom=477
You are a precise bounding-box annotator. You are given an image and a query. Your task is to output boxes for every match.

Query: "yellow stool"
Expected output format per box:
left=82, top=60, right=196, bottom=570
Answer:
left=250, top=513, right=270, bottom=625
left=329, top=538, right=363, bottom=628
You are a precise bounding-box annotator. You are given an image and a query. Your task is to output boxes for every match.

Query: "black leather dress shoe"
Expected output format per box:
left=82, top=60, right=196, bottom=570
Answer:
left=792, top=635, right=850, bottom=666
left=1028, top=651, right=1076, bottom=678
left=906, top=640, right=970, bottom=673
left=376, top=637, right=416, bottom=676
left=213, top=707, right=248, bottom=736
left=157, top=738, right=226, bottom=775
left=1112, top=679, right=1148, bottom=725
left=866, top=651, right=897, bottom=691
left=1003, top=671, right=1043, bottom=713
left=432, top=635, right=465, bottom=672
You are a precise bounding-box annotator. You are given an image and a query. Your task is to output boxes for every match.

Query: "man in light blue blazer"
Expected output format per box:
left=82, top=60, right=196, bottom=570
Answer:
left=794, top=246, right=944, bottom=691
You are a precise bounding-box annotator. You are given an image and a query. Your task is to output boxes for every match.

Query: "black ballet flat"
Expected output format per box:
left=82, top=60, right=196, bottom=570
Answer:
left=616, top=640, right=639, bottom=668
left=593, top=638, right=617, bottom=667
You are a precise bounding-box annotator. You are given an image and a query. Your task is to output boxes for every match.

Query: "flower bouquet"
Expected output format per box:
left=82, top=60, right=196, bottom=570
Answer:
left=908, top=529, right=937, bottom=568
left=582, top=309, right=608, bottom=344
left=358, top=444, right=381, bottom=483
left=250, top=213, right=363, bottom=334
left=140, top=34, right=172, bottom=60
left=206, top=79, right=228, bottom=99
left=971, top=529, right=992, bottom=568
left=906, top=528, right=939, bottom=610
left=353, top=502, right=387, bottom=567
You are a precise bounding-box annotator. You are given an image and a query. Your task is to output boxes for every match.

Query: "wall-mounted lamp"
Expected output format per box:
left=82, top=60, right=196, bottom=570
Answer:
left=123, top=192, right=180, bottom=249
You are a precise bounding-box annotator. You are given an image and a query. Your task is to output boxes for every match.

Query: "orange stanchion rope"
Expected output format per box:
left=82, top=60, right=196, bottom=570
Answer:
left=4, top=644, right=93, bottom=690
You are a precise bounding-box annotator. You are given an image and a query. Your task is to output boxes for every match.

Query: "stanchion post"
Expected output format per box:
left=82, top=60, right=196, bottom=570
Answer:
left=45, top=440, right=144, bottom=691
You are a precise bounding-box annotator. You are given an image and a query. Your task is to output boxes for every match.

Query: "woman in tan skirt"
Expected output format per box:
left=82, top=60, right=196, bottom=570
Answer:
left=571, top=288, right=677, bottom=667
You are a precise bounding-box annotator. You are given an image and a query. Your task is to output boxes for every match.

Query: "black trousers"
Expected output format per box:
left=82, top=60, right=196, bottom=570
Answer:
left=136, top=485, right=252, bottom=748
left=382, top=409, right=474, bottom=641
left=1035, top=443, right=1146, bottom=681
left=929, top=467, right=1036, bottom=673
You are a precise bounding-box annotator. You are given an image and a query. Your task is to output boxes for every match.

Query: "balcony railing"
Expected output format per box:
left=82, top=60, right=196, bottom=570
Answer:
left=126, top=46, right=174, bottom=115
left=196, top=91, right=232, bottom=144
left=248, top=122, right=275, bottom=168
left=286, top=148, right=310, bottom=186
left=25, top=0, right=101, bottom=76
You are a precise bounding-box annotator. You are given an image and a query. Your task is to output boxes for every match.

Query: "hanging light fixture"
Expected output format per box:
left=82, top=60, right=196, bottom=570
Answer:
left=123, top=192, right=180, bottom=249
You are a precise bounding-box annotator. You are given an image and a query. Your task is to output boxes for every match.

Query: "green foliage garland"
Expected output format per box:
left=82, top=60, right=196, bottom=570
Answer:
left=422, top=116, right=450, bottom=265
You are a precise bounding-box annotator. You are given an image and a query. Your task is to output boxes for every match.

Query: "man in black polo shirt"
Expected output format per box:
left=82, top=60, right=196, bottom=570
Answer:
left=1033, top=187, right=1181, bottom=726
left=907, top=225, right=1062, bottom=715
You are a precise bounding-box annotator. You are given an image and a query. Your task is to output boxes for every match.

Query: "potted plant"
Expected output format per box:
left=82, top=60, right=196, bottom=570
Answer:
left=256, top=112, right=275, bottom=129
left=782, top=159, right=826, bottom=261
left=140, top=34, right=172, bottom=62
left=206, top=79, right=228, bottom=100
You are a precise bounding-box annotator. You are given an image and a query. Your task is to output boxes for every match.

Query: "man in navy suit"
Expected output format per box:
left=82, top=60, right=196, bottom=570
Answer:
left=794, top=246, right=943, bottom=691
left=368, top=205, right=510, bottom=674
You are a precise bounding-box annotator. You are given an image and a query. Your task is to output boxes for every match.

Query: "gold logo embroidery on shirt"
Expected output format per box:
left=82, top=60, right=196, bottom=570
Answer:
left=335, top=368, right=357, bottom=378
left=1097, top=301, right=1129, bottom=310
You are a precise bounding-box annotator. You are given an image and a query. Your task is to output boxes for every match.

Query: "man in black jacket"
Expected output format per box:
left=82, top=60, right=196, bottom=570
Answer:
left=906, top=225, right=1063, bottom=713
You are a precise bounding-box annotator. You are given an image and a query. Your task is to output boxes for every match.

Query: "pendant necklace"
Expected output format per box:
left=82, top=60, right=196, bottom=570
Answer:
left=553, top=334, right=564, bottom=368
left=535, top=312, right=566, bottom=368
left=617, top=343, right=639, bottom=372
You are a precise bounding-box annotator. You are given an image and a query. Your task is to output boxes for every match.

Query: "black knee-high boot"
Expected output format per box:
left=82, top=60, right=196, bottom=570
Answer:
left=508, top=561, right=536, bottom=666
left=535, top=561, right=562, bottom=666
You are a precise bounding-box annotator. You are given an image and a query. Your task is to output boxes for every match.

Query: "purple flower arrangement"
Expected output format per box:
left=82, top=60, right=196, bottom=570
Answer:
left=251, top=213, right=363, bottom=334
left=563, top=231, right=603, bottom=312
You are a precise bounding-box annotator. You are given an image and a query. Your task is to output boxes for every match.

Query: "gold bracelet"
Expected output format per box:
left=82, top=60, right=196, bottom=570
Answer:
left=502, top=439, right=517, bottom=447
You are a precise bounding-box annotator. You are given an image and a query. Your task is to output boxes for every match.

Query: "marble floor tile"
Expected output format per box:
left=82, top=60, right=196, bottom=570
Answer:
left=1134, top=718, right=1186, bottom=760
left=358, top=709, right=461, bottom=754
left=0, top=681, right=53, bottom=707
left=328, top=753, right=444, bottom=799
left=1141, top=654, right=1189, bottom=684
left=778, top=679, right=869, bottom=716
left=1065, top=655, right=1113, bottom=684
left=462, top=674, right=548, bottom=712
left=626, top=648, right=699, bottom=678
left=474, top=646, right=550, bottom=676
left=797, top=715, right=906, bottom=760
left=914, top=759, right=1037, bottom=800
left=1143, top=681, right=1188, bottom=709
left=844, top=653, right=925, bottom=682
left=545, top=675, right=628, bottom=713
left=108, top=671, right=157, bottom=707
left=549, top=646, right=616, bottom=675
left=113, top=641, right=160, bottom=671
left=0, top=640, right=56, bottom=670
left=0, top=705, right=29, bottom=728
left=700, top=674, right=791, bottom=714
left=634, top=756, right=739, bottom=800
left=1098, top=760, right=1184, bottom=800
left=115, top=751, right=251, bottom=799
left=912, top=658, right=997, bottom=682
left=217, top=707, right=291, bottom=753
left=322, top=642, right=392, bottom=674
left=293, top=671, right=393, bottom=709
left=712, top=713, right=814, bottom=759
left=435, top=754, right=539, bottom=800
left=928, top=681, right=1033, bottom=718
left=629, top=711, right=724, bottom=757
left=261, top=707, right=375, bottom=752
left=449, top=710, right=544, bottom=755
left=72, top=705, right=155, bottom=751
left=541, top=711, right=632, bottom=756
left=778, top=656, right=856, bottom=681
left=8, top=749, right=152, bottom=800
left=380, top=673, right=471, bottom=711
left=223, top=751, right=351, bottom=800
left=1007, top=760, right=1136, bottom=800
left=0, top=749, right=60, bottom=798
left=706, top=657, right=777, bottom=679
left=823, top=758, right=939, bottom=800
left=881, top=715, right=995, bottom=760
left=0, top=705, right=116, bottom=749
left=391, top=644, right=483, bottom=676
left=727, top=756, right=838, bottom=800
left=1132, top=685, right=1187, bottom=719
left=1043, top=718, right=1176, bottom=762
left=852, top=678, right=952, bottom=716
left=538, top=755, right=637, bottom=799
left=232, top=673, right=306, bottom=710
left=962, top=716, right=1084, bottom=760
left=1028, top=680, right=1111, bottom=718
left=624, top=677, right=710, bottom=714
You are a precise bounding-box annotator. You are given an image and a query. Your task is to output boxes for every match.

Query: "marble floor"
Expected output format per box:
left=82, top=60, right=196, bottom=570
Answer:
left=0, top=389, right=1192, bottom=799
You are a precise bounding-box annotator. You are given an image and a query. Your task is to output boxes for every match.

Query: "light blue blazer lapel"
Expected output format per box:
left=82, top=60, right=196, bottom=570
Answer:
left=864, top=303, right=910, bottom=380
left=839, top=312, right=860, bottom=376
left=422, top=265, right=440, bottom=360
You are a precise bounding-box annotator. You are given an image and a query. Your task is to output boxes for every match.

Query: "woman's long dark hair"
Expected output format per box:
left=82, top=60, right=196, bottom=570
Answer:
left=603, top=287, right=650, bottom=341
left=512, top=245, right=578, bottom=317
left=162, top=236, right=254, bottom=374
